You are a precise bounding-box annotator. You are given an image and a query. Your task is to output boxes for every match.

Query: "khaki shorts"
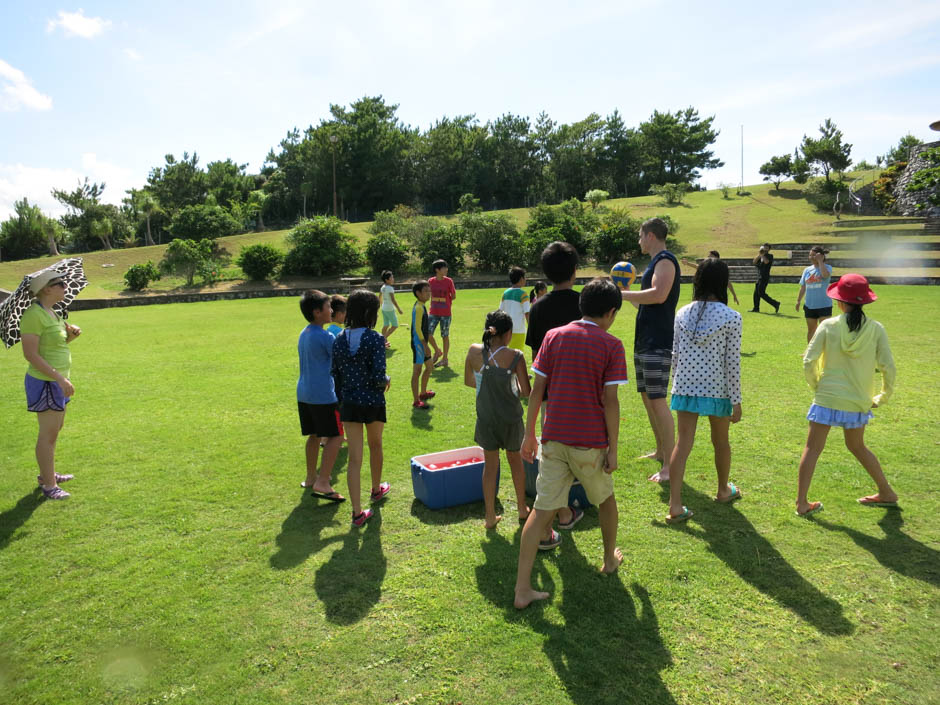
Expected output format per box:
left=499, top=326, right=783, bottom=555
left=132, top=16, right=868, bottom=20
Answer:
left=533, top=441, right=614, bottom=510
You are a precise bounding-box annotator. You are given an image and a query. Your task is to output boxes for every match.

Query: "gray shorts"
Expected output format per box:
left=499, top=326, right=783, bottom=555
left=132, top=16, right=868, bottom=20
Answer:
left=634, top=349, right=672, bottom=400
left=428, top=315, right=451, bottom=337
left=474, top=417, right=524, bottom=452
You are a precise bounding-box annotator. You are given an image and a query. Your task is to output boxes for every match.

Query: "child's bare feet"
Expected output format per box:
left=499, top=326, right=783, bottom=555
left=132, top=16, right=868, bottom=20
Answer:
left=648, top=470, right=669, bottom=482
left=514, top=587, right=550, bottom=609
left=601, top=547, right=624, bottom=574
left=484, top=514, right=502, bottom=530
left=796, top=501, right=823, bottom=517
left=517, top=506, right=531, bottom=523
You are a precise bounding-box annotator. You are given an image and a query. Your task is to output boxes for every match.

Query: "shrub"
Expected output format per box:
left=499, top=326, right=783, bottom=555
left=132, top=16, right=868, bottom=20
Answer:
left=123, top=261, right=161, bottom=291
left=237, top=243, right=282, bottom=281
left=523, top=200, right=595, bottom=258
left=365, top=231, right=409, bottom=274
left=521, top=227, right=562, bottom=268
left=282, top=216, right=361, bottom=277
left=592, top=209, right=643, bottom=265
left=414, top=225, right=464, bottom=274
left=653, top=213, right=680, bottom=235
left=803, top=178, right=846, bottom=212
left=718, top=183, right=732, bottom=198
left=461, top=212, right=522, bottom=272
left=905, top=147, right=940, bottom=210
left=872, top=162, right=906, bottom=213
left=170, top=204, right=240, bottom=240
left=649, top=182, right=691, bottom=206
left=457, top=193, right=482, bottom=214
left=584, top=189, right=609, bottom=209
left=159, top=238, right=223, bottom=286
left=368, top=209, right=443, bottom=248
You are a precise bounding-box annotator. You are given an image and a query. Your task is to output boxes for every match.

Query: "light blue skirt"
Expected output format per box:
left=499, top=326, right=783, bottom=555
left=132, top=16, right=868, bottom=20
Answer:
left=806, top=403, right=873, bottom=428
left=670, top=394, right=732, bottom=417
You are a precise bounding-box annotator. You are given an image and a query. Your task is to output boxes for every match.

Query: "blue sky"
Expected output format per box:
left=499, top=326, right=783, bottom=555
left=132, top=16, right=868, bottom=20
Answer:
left=1, top=0, right=938, bottom=219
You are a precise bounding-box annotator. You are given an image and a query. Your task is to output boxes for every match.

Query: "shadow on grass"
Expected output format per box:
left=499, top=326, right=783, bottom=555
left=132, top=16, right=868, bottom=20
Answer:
left=410, top=497, right=487, bottom=526
left=269, top=491, right=345, bottom=570
left=431, top=366, right=458, bottom=382
left=815, top=510, right=940, bottom=588
left=0, top=490, right=43, bottom=552
left=657, top=484, right=854, bottom=636
left=314, top=512, right=386, bottom=625
left=409, top=407, right=433, bottom=430
left=740, top=351, right=757, bottom=357
left=475, top=532, right=676, bottom=705
left=769, top=188, right=805, bottom=200
left=269, top=449, right=350, bottom=570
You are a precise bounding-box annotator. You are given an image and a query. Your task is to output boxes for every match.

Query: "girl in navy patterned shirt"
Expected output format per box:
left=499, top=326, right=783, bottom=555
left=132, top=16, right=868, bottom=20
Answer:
left=332, top=290, right=391, bottom=527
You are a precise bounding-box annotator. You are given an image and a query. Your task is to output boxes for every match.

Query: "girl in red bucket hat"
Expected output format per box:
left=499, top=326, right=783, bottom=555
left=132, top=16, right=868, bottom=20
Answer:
left=796, top=274, right=898, bottom=516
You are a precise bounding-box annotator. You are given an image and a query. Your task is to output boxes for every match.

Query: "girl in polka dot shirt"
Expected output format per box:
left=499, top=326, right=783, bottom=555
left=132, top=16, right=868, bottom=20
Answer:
left=663, top=258, right=743, bottom=524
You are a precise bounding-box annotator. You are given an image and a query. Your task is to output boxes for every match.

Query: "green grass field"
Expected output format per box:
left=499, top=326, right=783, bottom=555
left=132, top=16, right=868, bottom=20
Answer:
left=1, top=286, right=937, bottom=705
left=2, top=178, right=934, bottom=297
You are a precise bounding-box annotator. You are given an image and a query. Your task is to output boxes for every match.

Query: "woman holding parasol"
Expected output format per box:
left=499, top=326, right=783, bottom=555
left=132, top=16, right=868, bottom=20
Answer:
left=1, top=261, right=87, bottom=499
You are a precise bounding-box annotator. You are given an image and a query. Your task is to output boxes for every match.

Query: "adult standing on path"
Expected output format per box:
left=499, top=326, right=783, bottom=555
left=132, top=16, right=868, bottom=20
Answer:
left=621, top=218, right=681, bottom=482
left=796, top=246, right=833, bottom=343
left=750, top=243, right=780, bottom=314
left=19, top=271, right=82, bottom=499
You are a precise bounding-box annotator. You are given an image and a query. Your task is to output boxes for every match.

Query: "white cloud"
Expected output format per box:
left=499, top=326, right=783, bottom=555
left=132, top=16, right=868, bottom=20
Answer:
left=0, top=59, right=53, bottom=111
left=124, top=48, right=142, bottom=61
left=0, top=155, right=137, bottom=221
left=46, top=9, right=112, bottom=39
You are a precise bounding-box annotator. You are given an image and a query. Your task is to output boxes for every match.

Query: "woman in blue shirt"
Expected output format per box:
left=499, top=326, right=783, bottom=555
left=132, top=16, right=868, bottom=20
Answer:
left=795, top=246, right=833, bottom=342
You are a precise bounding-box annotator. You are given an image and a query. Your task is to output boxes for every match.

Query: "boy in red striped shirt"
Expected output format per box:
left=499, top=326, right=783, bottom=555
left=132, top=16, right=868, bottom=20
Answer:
left=515, top=278, right=628, bottom=609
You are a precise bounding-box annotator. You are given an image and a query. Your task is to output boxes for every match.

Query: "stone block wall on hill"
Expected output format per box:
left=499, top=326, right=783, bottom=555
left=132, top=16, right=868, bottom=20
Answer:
left=893, top=140, right=940, bottom=217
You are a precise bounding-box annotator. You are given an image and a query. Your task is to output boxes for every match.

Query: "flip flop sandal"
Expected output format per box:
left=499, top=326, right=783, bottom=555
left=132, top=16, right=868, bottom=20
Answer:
left=311, top=490, right=346, bottom=502
left=538, top=530, right=562, bottom=550
left=857, top=497, right=898, bottom=507
left=666, top=507, right=694, bottom=524
left=796, top=502, right=824, bottom=517
left=715, top=483, right=742, bottom=504
left=352, top=509, right=373, bottom=527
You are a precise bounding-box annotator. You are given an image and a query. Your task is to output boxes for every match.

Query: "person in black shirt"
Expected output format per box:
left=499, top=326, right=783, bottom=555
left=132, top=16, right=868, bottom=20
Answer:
left=621, top=218, right=681, bottom=482
left=750, top=244, right=780, bottom=313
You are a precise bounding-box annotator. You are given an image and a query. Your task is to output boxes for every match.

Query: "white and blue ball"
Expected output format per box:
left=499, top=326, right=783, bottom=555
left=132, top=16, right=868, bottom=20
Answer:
left=610, top=261, right=637, bottom=290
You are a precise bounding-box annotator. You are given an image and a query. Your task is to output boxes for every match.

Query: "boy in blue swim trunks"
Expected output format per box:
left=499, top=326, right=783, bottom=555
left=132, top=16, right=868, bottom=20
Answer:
left=411, top=281, right=434, bottom=409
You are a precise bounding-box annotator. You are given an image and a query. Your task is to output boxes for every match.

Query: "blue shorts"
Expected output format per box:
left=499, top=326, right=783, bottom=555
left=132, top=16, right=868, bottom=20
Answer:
left=25, top=374, right=70, bottom=412
left=671, top=394, right=732, bottom=417
left=428, top=315, right=451, bottom=338
left=807, top=403, right=873, bottom=428
left=411, top=337, right=427, bottom=365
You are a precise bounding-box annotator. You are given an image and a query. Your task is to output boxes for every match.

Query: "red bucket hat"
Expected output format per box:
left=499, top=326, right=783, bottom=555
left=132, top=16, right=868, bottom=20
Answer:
left=827, top=273, right=877, bottom=305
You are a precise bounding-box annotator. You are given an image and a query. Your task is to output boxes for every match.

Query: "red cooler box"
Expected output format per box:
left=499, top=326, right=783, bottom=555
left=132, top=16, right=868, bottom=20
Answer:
left=411, top=446, right=495, bottom=510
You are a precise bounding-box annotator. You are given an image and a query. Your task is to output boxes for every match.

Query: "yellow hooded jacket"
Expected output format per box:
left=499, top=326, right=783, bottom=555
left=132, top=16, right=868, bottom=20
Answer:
left=803, top=314, right=896, bottom=413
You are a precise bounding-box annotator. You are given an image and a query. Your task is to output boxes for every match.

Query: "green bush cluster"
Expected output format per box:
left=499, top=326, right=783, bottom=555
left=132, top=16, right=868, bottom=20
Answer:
left=802, top=178, right=846, bottom=213
left=365, top=231, right=410, bottom=274
left=123, top=261, right=161, bottom=291
left=416, top=225, right=465, bottom=274
left=159, top=238, right=227, bottom=286
left=236, top=243, right=282, bottom=281
left=282, top=217, right=362, bottom=277
left=170, top=204, right=240, bottom=240
left=649, top=182, right=691, bottom=205
left=872, top=163, right=906, bottom=213
left=461, top=212, right=521, bottom=272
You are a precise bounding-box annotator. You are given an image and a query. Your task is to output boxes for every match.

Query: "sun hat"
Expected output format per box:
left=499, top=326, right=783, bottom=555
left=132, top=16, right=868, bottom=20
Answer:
left=827, top=273, right=877, bottom=305
left=28, top=269, right=65, bottom=295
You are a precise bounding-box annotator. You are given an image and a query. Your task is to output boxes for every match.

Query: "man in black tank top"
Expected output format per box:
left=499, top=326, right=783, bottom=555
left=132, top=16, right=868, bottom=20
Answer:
left=620, top=218, right=680, bottom=482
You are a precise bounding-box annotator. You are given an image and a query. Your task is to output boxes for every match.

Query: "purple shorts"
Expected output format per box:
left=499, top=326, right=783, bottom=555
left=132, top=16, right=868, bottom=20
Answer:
left=25, top=374, right=70, bottom=412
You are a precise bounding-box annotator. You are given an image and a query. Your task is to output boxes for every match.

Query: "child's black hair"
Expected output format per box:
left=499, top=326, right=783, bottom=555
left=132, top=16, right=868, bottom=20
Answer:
left=810, top=245, right=829, bottom=259
left=530, top=281, right=547, bottom=301
left=381, top=270, right=393, bottom=282
left=708, top=250, right=720, bottom=258
left=412, top=280, right=429, bottom=297
left=641, top=217, right=669, bottom=240
left=299, top=289, right=329, bottom=323
left=541, top=241, right=578, bottom=284
left=844, top=303, right=866, bottom=333
left=579, top=278, right=622, bottom=318
left=481, top=309, right=513, bottom=359
left=330, top=294, right=347, bottom=319
left=509, top=266, right=525, bottom=285
left=345, top=289, right=379, bottom=329
left=692, top=258, right=729, bottom=305
left=432, top=259, right=448, bottom=272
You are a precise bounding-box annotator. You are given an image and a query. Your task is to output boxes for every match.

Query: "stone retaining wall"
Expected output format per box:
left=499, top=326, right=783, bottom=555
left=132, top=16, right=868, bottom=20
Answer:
left=893, top=141, right=940, bottom=218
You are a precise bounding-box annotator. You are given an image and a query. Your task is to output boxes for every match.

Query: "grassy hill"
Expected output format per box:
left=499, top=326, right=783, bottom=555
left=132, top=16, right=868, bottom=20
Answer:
left=2, top=178, right=934, bottom=298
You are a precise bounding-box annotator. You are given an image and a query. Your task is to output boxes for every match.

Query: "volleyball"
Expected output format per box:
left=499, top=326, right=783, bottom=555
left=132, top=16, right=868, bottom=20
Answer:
left=610, top=261, right=637, bottom=290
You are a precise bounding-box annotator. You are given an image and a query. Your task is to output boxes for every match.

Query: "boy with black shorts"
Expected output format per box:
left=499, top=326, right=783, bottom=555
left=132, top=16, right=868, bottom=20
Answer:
left=296, top=290, right=345, bottom=501
left=411, top=281, right=434, bottom=409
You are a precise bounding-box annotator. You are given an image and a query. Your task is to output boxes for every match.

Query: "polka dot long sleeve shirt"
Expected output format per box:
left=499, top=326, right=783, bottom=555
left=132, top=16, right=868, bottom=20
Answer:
left=670, top=301, right=742, bottom=405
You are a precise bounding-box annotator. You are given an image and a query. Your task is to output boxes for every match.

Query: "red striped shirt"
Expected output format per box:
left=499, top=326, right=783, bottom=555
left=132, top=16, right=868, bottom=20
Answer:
left=532, top=320, right=628, bottom=448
